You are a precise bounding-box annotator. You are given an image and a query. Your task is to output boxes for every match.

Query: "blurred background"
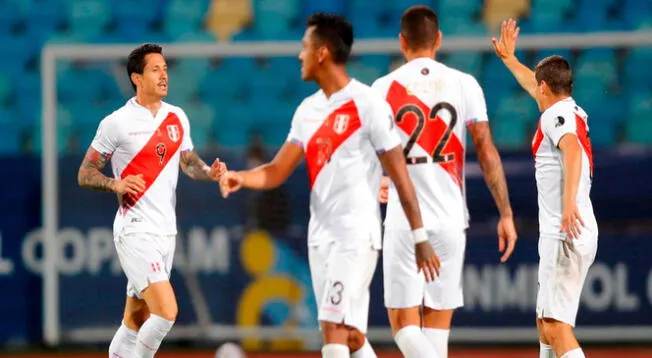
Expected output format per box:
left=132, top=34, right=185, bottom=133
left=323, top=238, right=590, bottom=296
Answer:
left=1, top=0, right=652, bottom=356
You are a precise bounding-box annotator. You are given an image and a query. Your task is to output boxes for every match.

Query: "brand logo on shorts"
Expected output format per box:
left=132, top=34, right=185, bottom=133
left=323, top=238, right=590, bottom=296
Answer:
left=166, top=124, right=181, bottom=142
left=333, top=114, right=349, bottom=135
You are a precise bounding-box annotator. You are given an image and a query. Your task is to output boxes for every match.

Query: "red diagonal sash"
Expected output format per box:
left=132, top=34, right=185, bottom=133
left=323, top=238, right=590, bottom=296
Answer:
left=305, top=100, right=361, bottom=189
left=386, top=81, right=465, bottom=189
left=575, top=114, right=594, bottom=176
left=121, top=112, right=184, bottom=211
left=532, top=119, right=544, bottom=159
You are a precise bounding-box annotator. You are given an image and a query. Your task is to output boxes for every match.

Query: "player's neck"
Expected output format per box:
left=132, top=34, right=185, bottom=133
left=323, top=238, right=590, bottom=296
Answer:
left=135, top=93, right=162, bottom=117
left=541, top=94, right=571, bottom=112
left=404, top=49, right=436, bottom=63
left=317, top=66, right=351, bottom=99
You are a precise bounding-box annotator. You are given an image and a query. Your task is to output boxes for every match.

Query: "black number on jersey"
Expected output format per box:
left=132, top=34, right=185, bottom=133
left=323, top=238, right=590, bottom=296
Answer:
left=329, top=280, right=344, bottom=306
left=156, top=143, right=167, bottom=165
left=395, top=101, right=458, bottom=162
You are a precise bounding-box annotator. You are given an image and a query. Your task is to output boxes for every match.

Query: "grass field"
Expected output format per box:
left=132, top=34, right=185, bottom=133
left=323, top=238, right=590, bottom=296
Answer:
left=2, top=347, right=652, bottom=357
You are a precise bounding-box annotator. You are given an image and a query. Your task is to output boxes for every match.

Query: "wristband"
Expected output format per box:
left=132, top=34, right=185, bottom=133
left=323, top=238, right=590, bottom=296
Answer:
left=412, top=227, right=428, bottom=244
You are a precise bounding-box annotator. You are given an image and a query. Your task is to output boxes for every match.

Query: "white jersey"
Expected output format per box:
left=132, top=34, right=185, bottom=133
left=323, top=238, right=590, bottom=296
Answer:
left=91, top=97, right=194, bottom=236
left=372, top=57, right=488, bottom=231
left=286, top=79, right=401, bottom=248
left=532, top=97, right=597, bottom=239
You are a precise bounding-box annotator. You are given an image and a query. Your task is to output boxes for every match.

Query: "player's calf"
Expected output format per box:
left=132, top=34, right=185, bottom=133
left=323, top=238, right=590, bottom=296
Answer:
left=388, top=307, right=439, bottom=358
left=134, top=281, right=178, bottom=358
left=422, top=308, right=453, bottom=358
left=539, top=318, right=584, bottom=358
left=348, top=328, right=376, bottom=358
left=320, top=321, right=349, bottom=357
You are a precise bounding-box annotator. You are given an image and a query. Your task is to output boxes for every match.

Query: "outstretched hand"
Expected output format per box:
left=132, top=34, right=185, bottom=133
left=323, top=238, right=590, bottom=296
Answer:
left=492, top=18, right=520, bottom=61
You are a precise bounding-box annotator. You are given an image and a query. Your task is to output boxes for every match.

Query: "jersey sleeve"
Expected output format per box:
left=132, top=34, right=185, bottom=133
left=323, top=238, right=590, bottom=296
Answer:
left=542, top=110, right=577, bottom=147
left=178, top=109, right=194, bottom=152
left=286, top=102, right=305, bottom=150
left=461, top=74, right=489, bottom=125
left=90, top=116, right=119, bottom=155
left=365, top=98, right=401, bottom=154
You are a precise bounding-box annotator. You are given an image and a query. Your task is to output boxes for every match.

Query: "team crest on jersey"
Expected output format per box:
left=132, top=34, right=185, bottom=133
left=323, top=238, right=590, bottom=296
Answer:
left=333, top=114, right=349, bottom=135
left=166, top=124, right=180, bottom=142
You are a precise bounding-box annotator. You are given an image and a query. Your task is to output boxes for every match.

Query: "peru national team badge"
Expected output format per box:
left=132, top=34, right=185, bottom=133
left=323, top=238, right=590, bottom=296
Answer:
left=166, top=124, right=180, bottom=142
left=333, top=114, right=349, bottom=135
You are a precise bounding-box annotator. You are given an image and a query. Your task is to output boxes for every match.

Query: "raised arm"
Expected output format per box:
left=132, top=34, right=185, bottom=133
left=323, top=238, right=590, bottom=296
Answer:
left=219, top=142, right=304, bottom=197
left=78, top=147, right=145, bottom=195
left=492, top=19, right=538, bottom=98
left=469, top=122, right=518, bottom=262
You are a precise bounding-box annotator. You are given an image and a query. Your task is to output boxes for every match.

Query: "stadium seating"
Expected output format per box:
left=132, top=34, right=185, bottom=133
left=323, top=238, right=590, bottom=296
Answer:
left=5, top=0, right=651, bottom=154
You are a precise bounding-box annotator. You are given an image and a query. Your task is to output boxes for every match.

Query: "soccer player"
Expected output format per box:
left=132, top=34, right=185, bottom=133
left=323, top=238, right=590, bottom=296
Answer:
left=492, top=19, right=598, bottom=358
left=77, top=44, right=226, bottom=358
left=372, top=6, right=518, bottom=357
left=219, top=13, right=440, bottom=358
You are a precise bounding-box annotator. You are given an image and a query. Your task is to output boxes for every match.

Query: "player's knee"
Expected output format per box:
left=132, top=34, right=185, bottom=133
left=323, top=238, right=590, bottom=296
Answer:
left=388, top=308, right=420, bottom=333
left=540, top=318, right=570, bottom=344
left=320, top=321, right=348, bottom=343
left=158, top=305, right=178, bottom=322
left=346, top=328, right=366, bottom=351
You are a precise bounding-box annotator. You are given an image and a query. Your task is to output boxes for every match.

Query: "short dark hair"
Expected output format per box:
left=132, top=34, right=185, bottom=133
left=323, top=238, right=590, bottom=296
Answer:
left=534, top=55, right=573, bottom=95
left=400, top=5, right=440, bottom=51
left=306, top=13, right=354, bottom=64
left=127, top=43, right=163, bottom=91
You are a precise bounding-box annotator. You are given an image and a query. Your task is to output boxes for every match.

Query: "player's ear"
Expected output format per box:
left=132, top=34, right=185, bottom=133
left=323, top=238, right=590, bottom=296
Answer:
left=130, top=73, right=141, bottom=88
left=434, top=31, right=443, bottom=51
left=317, top=45, right=328, bottom=65
left=399, top=33, right=408, bottom=54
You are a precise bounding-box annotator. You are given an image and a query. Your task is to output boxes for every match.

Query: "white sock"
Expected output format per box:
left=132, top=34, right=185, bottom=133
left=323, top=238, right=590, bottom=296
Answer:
left=351, top=338, right=376, bottom=358
left=322, top=343, right=349, bottom=358
left=560, top=348, right=585, bottom=358
left=394, top=325, right=439, bottom=358
left=108, top=323, right=137, bottom=358
left=422, top=328, right=449, bottom=358
left=539, top=342, right=555, bottom=358
left=133, top=314, right=175, bottom=358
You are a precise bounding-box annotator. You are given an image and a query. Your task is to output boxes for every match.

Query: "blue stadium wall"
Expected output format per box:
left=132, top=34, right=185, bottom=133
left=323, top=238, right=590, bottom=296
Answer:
left=0, top=150, right=651, bottom=345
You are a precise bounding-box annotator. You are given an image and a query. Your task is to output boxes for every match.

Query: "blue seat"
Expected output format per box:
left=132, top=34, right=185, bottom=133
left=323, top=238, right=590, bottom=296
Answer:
left=252, top=0, right=299, bottom=38
left=30, top=107, right=74, bottom=154
left=0, top=72, right=12, bottom=104
left=532, top=0, right=574, bottom=12
left=439, top=17, right=486, bottom=35
left=0, top=121, right=22, bottom=154
left=348, top=60, right=383, bottom=85
left=163, top=0, right=210, bottom=36
left=0, top=35, right=30, bottom=73
left=359, top=55, right=391, bottom=74
left=625, top=115, right=652, bottom=144
left=491, top=118, right=527, bottom=149
left=587, top=112, right=617, bottom=148
left=67, top=0, right=111, bottom=38
left=575, top=49, right=617, bottom=88
left=443, top=51, right=482, bottom=78
left=302, top=0, right=345, bottom=20
left=494, top=93, right=538, bottom=124
left=529, top=9, right=567, bottom=33
left=26, top=0, right=66, bottom=35
left=438, top=0, right=481, bottom=17
left=624, top=47, right=652, bottom=88
left=0, top=2, right=22, bottom=34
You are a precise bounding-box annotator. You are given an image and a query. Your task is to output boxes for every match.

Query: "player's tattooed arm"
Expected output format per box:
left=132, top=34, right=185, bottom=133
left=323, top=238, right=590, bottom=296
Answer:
left=180, top=150, right=226, bottom=181
left=78, top=147, right=146, bottom=195
left=469, top=122, right=513, bottom=218
left=77, top=147, right=117, bottom=192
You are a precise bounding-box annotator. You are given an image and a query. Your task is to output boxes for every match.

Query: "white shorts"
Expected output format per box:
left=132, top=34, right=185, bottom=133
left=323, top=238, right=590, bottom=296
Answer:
left=114, top=232, right=176, bottom=299
left=536, top=233, right=597, bottom=327
left=308, top=240, right=379, bottom=333
left=383, top=227, right=465, bottom=310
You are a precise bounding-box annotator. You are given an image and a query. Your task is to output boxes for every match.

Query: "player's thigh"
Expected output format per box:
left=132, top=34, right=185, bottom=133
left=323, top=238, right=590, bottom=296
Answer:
left=318, top=240, right=378, bottom=333
left=383, top=230, right=424, bottom=309
left=536, top=235, right=597, bottom=327
left=140, top=280, right=178, bottom=321
left=114, top=233, right=175, bottom=300
left=308, top=242, right=333, bottom=309
left=423, top=226, right=466, bottom=311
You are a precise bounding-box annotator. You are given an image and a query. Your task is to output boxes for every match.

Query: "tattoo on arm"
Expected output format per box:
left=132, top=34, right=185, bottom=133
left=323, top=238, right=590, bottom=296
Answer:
left=77, top=147, right=116, bottom=192
left=470, top=122, right=513, bottom=217
left=180, top=150, right=211, bottom=181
